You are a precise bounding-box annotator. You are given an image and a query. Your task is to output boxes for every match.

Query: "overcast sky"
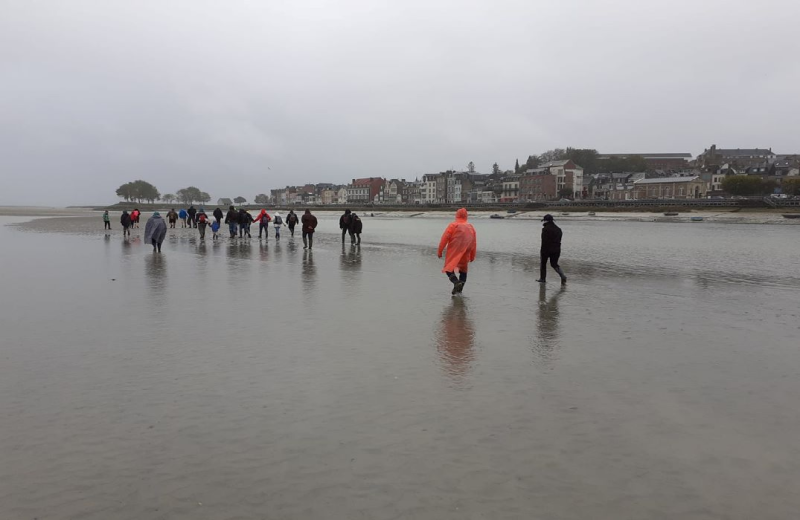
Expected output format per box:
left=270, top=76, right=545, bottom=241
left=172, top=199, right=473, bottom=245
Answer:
left=1, top=0, right=798, bottom=206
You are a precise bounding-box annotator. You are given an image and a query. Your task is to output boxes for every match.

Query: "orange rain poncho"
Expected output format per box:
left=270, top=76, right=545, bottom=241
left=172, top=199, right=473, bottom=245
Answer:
left=438, top=208, right=477, bottom=273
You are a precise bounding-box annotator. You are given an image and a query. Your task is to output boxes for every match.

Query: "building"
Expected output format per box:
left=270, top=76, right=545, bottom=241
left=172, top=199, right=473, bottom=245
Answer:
left=698, top=145, right=777, bottom=170
left=337, top=187, right=348, bottom=205
left=217, top=198, right=233, bottom=207
left=632, top=176, right=707, bottom=200
left=536, top=160, right=584, bottom=199
left=422, top=174, right=438, bottom=204
left=500, top=175, right=520, bottom=202
left=347, top=177, right=385, bottom=203
left=520, top=173, right=556, bottom=201
left=599, top=153, right=693, bottom=170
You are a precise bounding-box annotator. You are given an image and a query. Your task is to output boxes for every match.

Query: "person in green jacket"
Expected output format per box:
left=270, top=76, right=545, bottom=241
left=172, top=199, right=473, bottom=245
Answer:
left=102, top=210, right=111, bottom=231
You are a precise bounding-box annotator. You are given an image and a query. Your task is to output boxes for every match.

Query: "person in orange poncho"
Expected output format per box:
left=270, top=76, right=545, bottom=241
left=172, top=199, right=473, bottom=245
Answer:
left=437, top=208, right=477, bottom=295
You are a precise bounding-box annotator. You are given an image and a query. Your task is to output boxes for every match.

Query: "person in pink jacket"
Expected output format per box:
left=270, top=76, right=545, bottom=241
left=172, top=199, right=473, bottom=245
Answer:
left=437, top=208, right=477, bottom=295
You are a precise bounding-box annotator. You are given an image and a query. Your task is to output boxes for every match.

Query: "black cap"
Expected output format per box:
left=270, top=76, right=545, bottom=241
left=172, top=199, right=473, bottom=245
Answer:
left=542, top=214, right=554, bottom=222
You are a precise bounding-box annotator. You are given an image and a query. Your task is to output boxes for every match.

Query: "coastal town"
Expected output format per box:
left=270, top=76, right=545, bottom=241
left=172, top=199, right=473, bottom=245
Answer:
left=256, top=145, right=800, bottom=207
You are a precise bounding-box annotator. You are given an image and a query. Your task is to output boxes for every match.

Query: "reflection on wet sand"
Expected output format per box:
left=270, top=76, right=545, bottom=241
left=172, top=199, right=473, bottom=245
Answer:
left=144, top=253, right=167, bottom=291
left=436, top=298, right=475, bottom=384
left=340, top=244, right=362, bottom=272
left=532, top=284, right=565, bottom=364
left=302, top=249, right=316, bottom=292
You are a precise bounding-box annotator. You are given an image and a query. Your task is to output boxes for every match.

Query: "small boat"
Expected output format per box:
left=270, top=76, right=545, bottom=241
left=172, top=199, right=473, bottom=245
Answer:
left=490, top=214, right=505, bottom=219
left=506, top=209, right=517, bottom=214
left=588, top=212, right=596, bottom=216
left=690, top=216, right=704, bottom=222
left=782, top=214, right=800, bottom=219
left=664, top=212, right=679, bottom=216
left=560, top=212, right=570, bottom=216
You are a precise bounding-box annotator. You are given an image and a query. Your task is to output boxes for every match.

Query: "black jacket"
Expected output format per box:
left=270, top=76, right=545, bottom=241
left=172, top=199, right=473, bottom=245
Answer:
left=286, top=212, right=299, bottom=226
left=225, top=209, right=238, bottom=224
left=187, top=206, right=197, bottom=217
left=339, top=214, right=352, bottom=230
left=213, top=208, right=223, bottom=221
left=238, top=209, right=253, bottom=225
left=351, top=216, right=363, bottom=233
left=120, top=213, right=132, bottom=227
left=541, top=221, right=562, bottom=251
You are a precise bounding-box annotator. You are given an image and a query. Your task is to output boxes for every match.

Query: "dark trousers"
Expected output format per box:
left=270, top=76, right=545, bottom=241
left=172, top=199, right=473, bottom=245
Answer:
left=151, top=239, right=161, bottom=252
left=303, top=231, right=313, bottom=248
left=288, top=224, right=295, bottom=236
left=259, top=223, right=269, bottom=237
left=341, top=228, right=349, bottom=242
left=104, top=221, right=111, bottom=230
left=199, top=225, right=206, bottom=239
left=446, top=271, right=467, bottom=283
left=540, top=248, right=561, bottom=280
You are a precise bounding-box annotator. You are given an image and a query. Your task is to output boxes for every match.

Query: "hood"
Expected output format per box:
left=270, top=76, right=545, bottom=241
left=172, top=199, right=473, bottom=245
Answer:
left=455, top=208, right=468, bottom=221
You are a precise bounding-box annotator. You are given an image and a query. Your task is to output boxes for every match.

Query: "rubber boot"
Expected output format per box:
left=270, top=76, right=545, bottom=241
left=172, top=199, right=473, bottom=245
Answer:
left=555, top=267, right=567, bottom=284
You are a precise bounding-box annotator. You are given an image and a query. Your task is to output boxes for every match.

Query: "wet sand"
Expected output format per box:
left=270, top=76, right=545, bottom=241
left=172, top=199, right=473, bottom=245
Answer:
left=2, top=215, right=800, bottom=519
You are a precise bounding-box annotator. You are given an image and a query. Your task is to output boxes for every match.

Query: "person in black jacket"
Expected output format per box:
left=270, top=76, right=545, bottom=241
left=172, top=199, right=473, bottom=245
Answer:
left=120, top=210, right=132, bottom=237
left=351, top=212, right=363, bottom=245
left=238, top=208, right=253, bottom=238
left=286, top=210, right=299, bottom=237
left=213, top=207, right=224, bottom=226
left=339, top=209, right=352, bottom=243
left=225, top=206, right=239, bottom=238
left=187, top=205, right=197, bottom=228
left=537, top=214, right=567, bottom=284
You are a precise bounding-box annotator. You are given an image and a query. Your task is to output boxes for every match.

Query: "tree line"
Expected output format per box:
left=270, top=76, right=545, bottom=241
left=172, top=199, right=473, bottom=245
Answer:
left=116, top=182, right=211, bottom=205
left=509, top=148, right=647, bottom=175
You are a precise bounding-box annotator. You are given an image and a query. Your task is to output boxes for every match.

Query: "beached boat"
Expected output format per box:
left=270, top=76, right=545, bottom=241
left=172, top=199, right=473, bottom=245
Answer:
left=690, top=216, right=704, bottom=222
left=490, top=214, right=505, bottom=219
left=588, top=212, right=596, bottom=216
left=663, top=212, right=679, bottom=216
left=506, top=209, right=517, bottom=214
left=560, top=212, right=570, bottom=216
left=782, top=214, right=800, bottom=219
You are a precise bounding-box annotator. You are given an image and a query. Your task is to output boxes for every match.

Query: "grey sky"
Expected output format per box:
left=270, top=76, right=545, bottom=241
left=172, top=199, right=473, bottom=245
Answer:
left=2, top=0, right=798, bottom=206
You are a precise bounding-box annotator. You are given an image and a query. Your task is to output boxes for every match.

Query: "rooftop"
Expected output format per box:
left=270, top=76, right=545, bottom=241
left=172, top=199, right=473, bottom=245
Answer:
left=599, top=153, right=692, bottom=159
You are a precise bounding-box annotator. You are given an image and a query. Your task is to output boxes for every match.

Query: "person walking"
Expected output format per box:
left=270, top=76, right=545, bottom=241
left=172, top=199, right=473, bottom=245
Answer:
left=351, top=212, right=362, bottom=245
left=225, top=205, right=238, bottom=238
left=254, top=209, right=272, bottom=239
left=286, top=210, right=299, bottom=237
left=179, top=208, right=188, bottom=227
left=238, top=208, right=253, bottom=238
left=120, top=210, right=132, bottom=237
left=166, top=208, right=178, bottom=228
left=273, top=212, right=284, bottom=239
left=196, top=208, right=209, bottom=240
left=102, top=210, right=111, bottom=231
left=536, top=214, right=567, bottom=284
left=211, top=220, right=220, bottom=240
left=131, top=208, right=141, bottom=228
left=187, top=205, right=197, bottom=228
left=339, top=209, right=353, bottom=243
left=213, top=207, right=224, bottom=226
left=144, top=212, right=167, bottom=252
left=437, top=208, right=477, bottom=295
left=301, top=209, right=317, bottom=249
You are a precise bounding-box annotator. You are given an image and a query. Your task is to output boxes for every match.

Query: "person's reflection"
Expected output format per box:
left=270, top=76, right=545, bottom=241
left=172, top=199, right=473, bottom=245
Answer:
left=533, top=284, right=565, bottom=363
left=340, top=243, right=362, bottom=272
left=145, top=253, right=167, bottom=298
left=259, top=242, right=269, bottom=262
left=302, top=249, right=316, bottom=292
left=436, top=299, right=475, bottom=384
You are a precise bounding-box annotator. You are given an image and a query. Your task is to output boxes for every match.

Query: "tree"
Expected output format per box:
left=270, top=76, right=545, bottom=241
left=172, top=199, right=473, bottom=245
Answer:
left=492, top=163, right=500, bottom=175
left=115, top=180, right=159, bottom=203
left=254, top=194, right=269, bottom=204
left=558, top=187, right=573, bottom=199
left=782, top=178, right=800, bottom=196
left=539, top=148, right=566, bottom=163
left=162, top=193, right=175, bottom=204
left=234, top=196, right=247, bottom=205
left=467, top=161, right=475, bottom=173
left=523, top=155, right=540, bottom=170
left=563, top=148, right=599, bottom=173
left=177, top=186, right=203, bottom=204
left=514, top=159, right=520, bottom=174
left=200, top=192, right=211, bottom=204
left=721, top=175, right=765, bottom=195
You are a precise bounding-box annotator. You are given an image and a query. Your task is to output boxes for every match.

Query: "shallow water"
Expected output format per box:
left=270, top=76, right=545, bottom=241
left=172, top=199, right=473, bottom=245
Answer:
left=2, top=214, right=800, bottom=520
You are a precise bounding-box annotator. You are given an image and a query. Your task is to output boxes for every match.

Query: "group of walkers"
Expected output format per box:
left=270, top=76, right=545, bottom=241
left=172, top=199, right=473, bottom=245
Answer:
left=338, top=209, right=363, bottom=245
left=108, top=206, right=567, bottom=292
left=436, top=209, right=566, bottom=295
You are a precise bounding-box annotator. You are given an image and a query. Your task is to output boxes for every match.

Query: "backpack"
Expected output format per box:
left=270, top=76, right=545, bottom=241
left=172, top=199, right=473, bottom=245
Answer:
left=198, top=213, right=207, bottom=224
left=260, top=214, right=270, bottom=224
left=274, top=216, right=283, bottom=225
